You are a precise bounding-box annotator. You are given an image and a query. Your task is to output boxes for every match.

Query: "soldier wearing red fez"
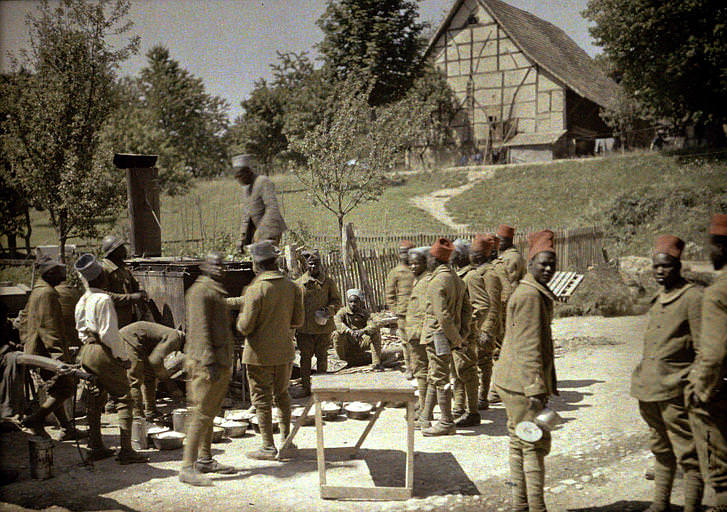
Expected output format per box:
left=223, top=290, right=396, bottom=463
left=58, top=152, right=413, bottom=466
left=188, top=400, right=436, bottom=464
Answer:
left=687, top=214, right=727, bottom=512
left=497, top=224, right=526, bottom=287
left=419, top=238, right=471, bottom=437
left=631, top=235, right=703, bottom=512
left=385, top=240, right=416, bottom=378
left=493, top=230, right=558, bottom=512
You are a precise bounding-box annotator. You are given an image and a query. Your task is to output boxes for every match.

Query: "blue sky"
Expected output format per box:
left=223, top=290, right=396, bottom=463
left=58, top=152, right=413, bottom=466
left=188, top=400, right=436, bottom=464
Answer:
left=0, top=0, right=597, bottom=120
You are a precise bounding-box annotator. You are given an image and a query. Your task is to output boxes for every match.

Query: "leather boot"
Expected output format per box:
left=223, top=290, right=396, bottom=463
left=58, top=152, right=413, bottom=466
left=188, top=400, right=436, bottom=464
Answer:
left=683, top=470, right=704, bottom=512
left=523, top=449, right=547, bottom=512
left=416, top=385, right=436, bottom=430
left=116, top=409, right=149, bottom=465
left=644, top=462, right=676, bottom=512
left=247, top=407, right=277, bottom=460
left=423, top=387, right=456, bottom=437
left=510, top=442, right=528, bottom=512
left=21, top=406, right=51, bottom=438
left=55, top=406, right=87, bottom=441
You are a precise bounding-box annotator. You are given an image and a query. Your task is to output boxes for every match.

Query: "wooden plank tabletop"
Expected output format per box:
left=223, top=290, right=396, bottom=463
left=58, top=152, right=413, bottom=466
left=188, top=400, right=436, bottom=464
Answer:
left=311, top=371, right=415, bottom=394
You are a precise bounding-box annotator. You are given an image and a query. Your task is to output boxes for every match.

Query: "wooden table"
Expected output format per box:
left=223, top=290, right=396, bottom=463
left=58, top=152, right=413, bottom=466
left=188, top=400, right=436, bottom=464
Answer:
left=279, top=372, right=417, bottom=500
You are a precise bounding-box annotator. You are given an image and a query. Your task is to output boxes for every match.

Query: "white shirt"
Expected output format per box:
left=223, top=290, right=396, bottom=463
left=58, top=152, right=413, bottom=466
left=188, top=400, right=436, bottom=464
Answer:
left=75, top=288, right=129, bottom=361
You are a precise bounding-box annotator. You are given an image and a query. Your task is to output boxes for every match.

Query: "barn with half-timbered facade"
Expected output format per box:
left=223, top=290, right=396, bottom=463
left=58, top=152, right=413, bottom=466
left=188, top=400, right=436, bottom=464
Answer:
left=425, top=0, right=620, bottom=163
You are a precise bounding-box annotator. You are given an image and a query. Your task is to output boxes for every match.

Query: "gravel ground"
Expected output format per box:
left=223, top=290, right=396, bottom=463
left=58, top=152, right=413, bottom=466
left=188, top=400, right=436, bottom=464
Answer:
left=1, top=314, right=719, bottom=511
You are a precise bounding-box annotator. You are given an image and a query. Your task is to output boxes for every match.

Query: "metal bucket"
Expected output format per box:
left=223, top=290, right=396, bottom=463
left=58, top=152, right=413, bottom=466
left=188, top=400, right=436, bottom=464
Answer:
left=28, top=436, right=54, bottom=480
left=172, top=408, right=189, bottom=433
left=534, top=408, right=563, bottom=431
left=131, top=418, right=148, bottom=450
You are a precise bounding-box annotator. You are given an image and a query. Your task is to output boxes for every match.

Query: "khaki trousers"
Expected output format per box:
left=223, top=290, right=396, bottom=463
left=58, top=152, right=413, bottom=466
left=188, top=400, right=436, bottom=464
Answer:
left=182, top=364, right=231, bottom=467
left=689, top=397, right=727, bottom=504
left=127, top=346, right=157, bottom=417
left=247, top=363, right=293, bottom=447
left=296, top=333, right=330, bottom=391
left=451, top=339, right=479, bottom=413
left=426, top=343, right=451, bottom=389
left=639, top=398, right=700, bottom=473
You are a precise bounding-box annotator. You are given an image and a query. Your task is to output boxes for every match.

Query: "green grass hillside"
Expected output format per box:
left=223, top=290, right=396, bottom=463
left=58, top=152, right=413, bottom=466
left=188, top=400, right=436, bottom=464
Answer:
left=447, top=152, right=727, bottom=258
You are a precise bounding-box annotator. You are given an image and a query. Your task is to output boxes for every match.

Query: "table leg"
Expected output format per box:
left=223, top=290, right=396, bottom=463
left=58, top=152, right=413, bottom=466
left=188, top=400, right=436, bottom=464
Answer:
left=278, top=397, right=313, bottom=459
left=406, top=399, right=415, bottom=493
left=353, top=401, right=386, bottom=455
left=315, top=397, right=326, bottom=487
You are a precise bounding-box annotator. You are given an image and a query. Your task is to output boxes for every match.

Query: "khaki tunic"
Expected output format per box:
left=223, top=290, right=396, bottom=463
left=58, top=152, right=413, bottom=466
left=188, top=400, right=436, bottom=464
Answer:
left=240, top=174, right=287, bottom=245
left=385, top=263, right=415, bottom=317
left=55, top=282, right=81, bottom=348
left=237, top=270, right=304, bottom=366
left=493, top=273, right=557, bottom=398
left=23, top=280, right=70, bottom=363
left=333, top=306, right=381, bottom=365
left=500, top=246, right=526, bottom=286
left=101, top=258, right=143, bottom=328
left=404, top=273, right=431, bottom=343
left=631, top=280, right=702, bottom=402
left=421, top=265, right=471, bottom=348
left=295, top=272, right=341, bottom=334
left=185, top=275, right=234, bottom=371
left=480, top=263, right=503, bottom=342
left=120, top=321, right=183, bottom=379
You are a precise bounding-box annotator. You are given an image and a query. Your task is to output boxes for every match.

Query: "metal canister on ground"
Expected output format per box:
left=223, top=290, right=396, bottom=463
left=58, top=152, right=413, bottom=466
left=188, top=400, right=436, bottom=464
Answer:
left=131, top=418, right=148, bottom=450
left=28, top=436, right=54, bottom=480
left=172, top=408, right=188, bottom=433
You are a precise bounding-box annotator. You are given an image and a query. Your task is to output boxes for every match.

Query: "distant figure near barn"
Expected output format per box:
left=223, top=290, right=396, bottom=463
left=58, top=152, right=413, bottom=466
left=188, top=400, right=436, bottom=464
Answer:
left=234, top=154, right=287, bottom=251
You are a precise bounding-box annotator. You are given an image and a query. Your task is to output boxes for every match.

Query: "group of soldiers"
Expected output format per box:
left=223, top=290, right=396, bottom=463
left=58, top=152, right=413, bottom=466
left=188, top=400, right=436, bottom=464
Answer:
left=9, top=149, right=727, bottom=512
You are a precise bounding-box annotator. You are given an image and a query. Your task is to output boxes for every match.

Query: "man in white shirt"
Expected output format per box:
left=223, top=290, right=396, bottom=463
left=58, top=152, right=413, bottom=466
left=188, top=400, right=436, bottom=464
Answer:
left=74, top=253, right=147, bottom=464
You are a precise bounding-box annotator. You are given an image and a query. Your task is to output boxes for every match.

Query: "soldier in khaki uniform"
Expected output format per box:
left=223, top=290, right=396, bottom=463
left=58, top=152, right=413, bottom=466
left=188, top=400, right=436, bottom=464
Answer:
left=179, top=253, right=236, bottom=486
left=74, top=254, right=148, bottom=464
left=493, top=230, right=558, bottom=512
left=119, top=321, right=184, bottom=420
left=234, top=154, right=287, bottom=249
left=100, top=235, right=147, bottom=329
left=420, top=239, right=471, bottom=437
left=404, top=247, right=431, bottom=425
left=477, top=237, right=503, bottom=408
left=333, top=289, right=383, bottom=368
left=497, top=224, right=526, bottom=287
left=237, top=241, right=304, bottom=460
left=20, top=256, right=82, bottom=440
left=632, top=235, right=703, bottom=512
left=293, top=251, right=342, bottom=397
left=687, top=214, right=727, bottom=512
left=385, top=240, right=415, bottom=378
left=450, top=238, right=481, bottom=426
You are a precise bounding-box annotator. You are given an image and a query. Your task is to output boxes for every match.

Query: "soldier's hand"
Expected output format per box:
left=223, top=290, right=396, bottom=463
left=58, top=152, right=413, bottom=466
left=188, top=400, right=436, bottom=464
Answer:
left=528, top=395, right=546, bottom=412
left=206, top=364, right=219, bottom=382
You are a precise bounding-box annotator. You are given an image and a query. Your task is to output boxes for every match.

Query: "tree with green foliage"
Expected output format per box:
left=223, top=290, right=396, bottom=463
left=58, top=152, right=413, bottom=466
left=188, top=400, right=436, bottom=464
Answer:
left=139, top=45, right=229, bottom=178
left=583, top=0, right=727, bottom=145
left=317, top=0, right=427, bottom=106
left=2, top=0, right=139, bottom=262
left=289, top=78, right=405, bottom=237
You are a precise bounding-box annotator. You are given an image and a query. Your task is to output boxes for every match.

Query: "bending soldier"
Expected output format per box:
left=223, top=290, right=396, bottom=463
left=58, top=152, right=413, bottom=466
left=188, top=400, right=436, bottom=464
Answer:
left=333, top=289, right=383, bottom=368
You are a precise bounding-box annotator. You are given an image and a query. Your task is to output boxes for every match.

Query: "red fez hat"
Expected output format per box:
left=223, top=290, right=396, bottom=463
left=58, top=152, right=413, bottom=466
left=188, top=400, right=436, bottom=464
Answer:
left=430, top=238, right=454, bottom=262
left=527, top=230, right=555, bottom=260
left=710, top=214, right=727, bottom=236
left=654, top=235, right=685, bottom=259
left=497, top=224, right=515, bottom=238
left=471, top=234, right=493, bottom=256
left=399, top=240, right=415, bottom=250
left=491, top=233, right=501, bottom=251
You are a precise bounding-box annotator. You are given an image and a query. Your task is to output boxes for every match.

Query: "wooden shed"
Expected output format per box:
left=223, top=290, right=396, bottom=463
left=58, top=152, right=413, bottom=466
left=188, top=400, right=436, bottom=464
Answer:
left=425, top=0, right=620, bottom=163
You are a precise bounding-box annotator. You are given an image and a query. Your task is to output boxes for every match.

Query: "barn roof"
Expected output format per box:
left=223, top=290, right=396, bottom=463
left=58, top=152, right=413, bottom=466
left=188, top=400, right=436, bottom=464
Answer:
left=425, top=0, right=619, bottom=110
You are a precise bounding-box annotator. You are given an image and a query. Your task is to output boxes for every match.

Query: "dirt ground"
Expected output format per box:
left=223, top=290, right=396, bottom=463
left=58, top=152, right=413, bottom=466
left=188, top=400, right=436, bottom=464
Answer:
left=0, top=314, right=720, bottom=511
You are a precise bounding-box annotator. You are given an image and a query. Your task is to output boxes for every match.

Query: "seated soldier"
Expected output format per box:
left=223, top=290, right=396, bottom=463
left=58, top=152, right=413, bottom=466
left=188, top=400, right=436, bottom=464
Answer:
left=332, top=289, right=382, bottom=369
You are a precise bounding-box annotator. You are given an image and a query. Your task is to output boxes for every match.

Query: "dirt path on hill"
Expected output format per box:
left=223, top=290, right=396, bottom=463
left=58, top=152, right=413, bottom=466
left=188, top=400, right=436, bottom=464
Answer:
left=408, top=170, right=495, bottom=231
left=1, top=314, right=720, bottom=511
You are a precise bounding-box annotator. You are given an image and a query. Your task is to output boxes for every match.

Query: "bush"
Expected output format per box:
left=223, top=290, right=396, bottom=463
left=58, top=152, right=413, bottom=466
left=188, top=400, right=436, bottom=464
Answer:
left=557, top=263, right=635, bottom=317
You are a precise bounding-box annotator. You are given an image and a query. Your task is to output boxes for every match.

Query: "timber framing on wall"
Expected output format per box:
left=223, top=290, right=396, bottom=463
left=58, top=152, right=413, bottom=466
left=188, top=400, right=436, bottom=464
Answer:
left=425, top=0, right=620, bottom=161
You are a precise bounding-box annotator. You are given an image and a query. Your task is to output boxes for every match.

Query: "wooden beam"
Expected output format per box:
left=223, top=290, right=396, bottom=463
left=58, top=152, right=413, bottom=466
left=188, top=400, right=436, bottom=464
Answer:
left=320, top=485, right=413, bottom=501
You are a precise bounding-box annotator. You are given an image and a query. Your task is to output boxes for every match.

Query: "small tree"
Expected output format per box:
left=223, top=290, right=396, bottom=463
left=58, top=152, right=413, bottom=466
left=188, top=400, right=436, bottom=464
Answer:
left=3, top=0, right=139, bottom=262
left=289, top=79, right=403, bottom=239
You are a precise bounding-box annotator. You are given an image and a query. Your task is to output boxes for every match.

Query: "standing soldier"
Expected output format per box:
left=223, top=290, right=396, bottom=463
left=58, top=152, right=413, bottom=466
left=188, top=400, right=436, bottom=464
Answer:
left=234, top=154, right=287, bottom=250
left=74, top=254, right=148, bottom=464
left=385, top=240, right=415, bottom=378
left=479, top=235, right=503, bottom=408
left=120, top=321, right=184, bottom=421
left=237, top=241, right=304, bottom=460
left=452, top=238, right=472, bottom=276
left=497, top=224, right=526, bottom=287
left=632, top=235, right=703, bottom=512
left=493, top=230, right=558, bottom=512
left=420, top=239, right=471, bottom=437
left=293, top=251, right=341, bottom=398
left=405, top=247, right=432, bottom=427
left=179, top=253, right=236, bottom=486
left=20, top=256, right=82, bottom=440
left=687, top=214, right=727, bottom=512
left=100, top=235, right=147, bottom=329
